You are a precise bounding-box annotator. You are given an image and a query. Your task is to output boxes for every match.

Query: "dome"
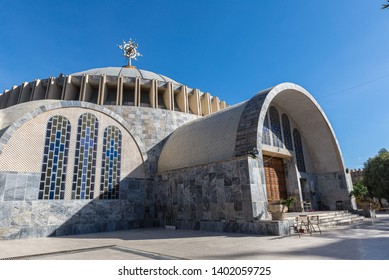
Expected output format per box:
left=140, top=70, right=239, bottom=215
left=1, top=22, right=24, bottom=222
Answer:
left=71, top=67, right=180, bottom=84
left=0, top=66, right=227, bottom=115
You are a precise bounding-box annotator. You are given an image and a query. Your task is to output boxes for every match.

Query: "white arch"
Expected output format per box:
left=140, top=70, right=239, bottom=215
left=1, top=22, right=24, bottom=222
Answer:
left=257, top=82, right=346, bottom=173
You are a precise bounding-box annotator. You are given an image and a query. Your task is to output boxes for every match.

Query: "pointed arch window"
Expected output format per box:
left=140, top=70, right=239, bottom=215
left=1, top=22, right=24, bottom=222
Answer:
left=39, top=116, right=71, bottom=200
left=100, top=125, right=122, bottom=199
left=293, top=128, right=306, bottom=172
left=72, top=113, right=99, bottom=199
left=269, top=106, right=283, bottom=148
left=282, top=114, right=293, bottom=151
left=262, top=113, right=271, bottom=145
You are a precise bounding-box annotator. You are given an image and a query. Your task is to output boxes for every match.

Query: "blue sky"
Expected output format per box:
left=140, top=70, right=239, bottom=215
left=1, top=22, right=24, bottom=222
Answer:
left=0, top=0, right=388, bottom=169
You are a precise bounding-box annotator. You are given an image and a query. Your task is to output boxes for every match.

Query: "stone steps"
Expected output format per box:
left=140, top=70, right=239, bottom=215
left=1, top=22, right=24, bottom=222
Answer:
left=286, top=211, right=364, bottom=227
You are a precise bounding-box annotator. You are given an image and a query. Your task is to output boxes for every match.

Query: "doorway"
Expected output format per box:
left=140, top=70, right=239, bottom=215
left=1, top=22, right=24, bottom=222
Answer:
left=263, top=156, right=287, bottom=202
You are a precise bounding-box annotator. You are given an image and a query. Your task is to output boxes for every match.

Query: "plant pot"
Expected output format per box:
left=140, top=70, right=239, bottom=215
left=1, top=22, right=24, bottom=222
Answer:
left=271, top=211, right=285, bottom=220
left=268, top=204, right=288, bottom=220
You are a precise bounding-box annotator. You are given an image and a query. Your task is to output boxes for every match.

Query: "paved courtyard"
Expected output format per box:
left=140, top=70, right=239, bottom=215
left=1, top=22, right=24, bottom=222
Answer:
left=1, top=214, right=389, bottom=260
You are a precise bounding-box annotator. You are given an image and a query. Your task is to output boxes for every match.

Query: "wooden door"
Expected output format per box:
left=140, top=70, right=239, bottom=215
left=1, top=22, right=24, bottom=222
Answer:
left=263, top=156, right=287, bottom=202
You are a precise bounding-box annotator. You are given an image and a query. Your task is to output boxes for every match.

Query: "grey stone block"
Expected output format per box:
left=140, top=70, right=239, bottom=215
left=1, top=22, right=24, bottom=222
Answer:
left=109, top=201, right=123, bottom=220
left=25, top=185, right=39, bottom=201
left=0, top=202, right=12, bottom=227
left=0, top=173, right=5, bottom=201
left=242, top=202, right=253, bottom=221
left=105, top=221, right=118, bottom=232
left=14, top=186, right=26, bottom=201
left=234, top=200, right=243, bottom=211
left=224, top=185, right=234, bottom=203
left=73, top=223, right=102, bottom=235
left=241, top=184, right=252, bottom=203
left=79, top=201, right=96, bottom=223
left=0, top=227, right=21, bottom=240
left=4, top=174, right=17, bottom=201
left=19, top=226, right=56, bottom=238
left=202, top=196, right=210, bottom=211
left=51, top=224, right=73, bottom=236
left=48, top=201, right=68, bottom=226
left=96, top=201, right=110, bottom=223
left=11, top=201, right=32, bottom=227
left=31, top=201, right=50, bottom=227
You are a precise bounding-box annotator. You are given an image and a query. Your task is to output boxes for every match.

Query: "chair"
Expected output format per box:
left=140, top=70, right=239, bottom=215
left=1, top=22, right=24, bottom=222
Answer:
left=308, top=215, right=321, bottom=235
left=296, top=215, right=310, bottom=236
left=289, top=217, right=300, bottom=237
left=303, top=201, right=312, bottom=212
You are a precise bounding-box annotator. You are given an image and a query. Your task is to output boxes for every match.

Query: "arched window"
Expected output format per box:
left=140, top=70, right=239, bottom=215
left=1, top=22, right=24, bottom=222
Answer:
left=269, top=106, right=283, bottom=148
left=282, top=114, right=293, bottom=151
left=262, top=113, right=271, bottom=145
left=293, top=128, right=306, bottom=172
left=100, top=126, right=122, bottom=199
left=39, top=116, right=71, bottom=200
left=72, top=113, right=99, bottom=199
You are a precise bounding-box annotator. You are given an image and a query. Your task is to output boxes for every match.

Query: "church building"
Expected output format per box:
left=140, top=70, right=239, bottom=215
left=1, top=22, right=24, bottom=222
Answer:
left=0, top=44, right=353, bottom=239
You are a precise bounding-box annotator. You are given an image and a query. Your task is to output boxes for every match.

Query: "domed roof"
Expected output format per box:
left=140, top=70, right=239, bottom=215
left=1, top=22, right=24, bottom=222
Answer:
left=71, top=67, right=180, bottom=84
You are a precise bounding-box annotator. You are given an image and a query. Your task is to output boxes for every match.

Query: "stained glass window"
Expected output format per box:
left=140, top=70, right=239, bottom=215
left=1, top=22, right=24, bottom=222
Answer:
left=100, top=126, right=122, bottom=199
left=282, top=114, right=293, bottom=151
left=269, top=106, right=283, bottom=148
left=72, top=113, right=99, bottom=199
left=293, top=128, right=306, bottom=172
left=262, top=113, right=271, bottom=145
left=39, top=116, right=71, bottom=200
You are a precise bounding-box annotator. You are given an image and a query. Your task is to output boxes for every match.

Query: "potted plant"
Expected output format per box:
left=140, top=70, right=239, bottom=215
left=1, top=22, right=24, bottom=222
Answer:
left=268, top=197, right=296, bottom=220
left=281, top=197, right=296, bottom=212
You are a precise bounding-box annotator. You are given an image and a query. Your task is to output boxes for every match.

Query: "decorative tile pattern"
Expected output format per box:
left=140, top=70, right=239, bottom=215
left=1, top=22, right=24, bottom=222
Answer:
left=281, top=113, right=293, bottom=151
left=262, top=113, right=271, bottom=145
left=293, top=128, right=306, bottom=172
left=269, top=106, right=283, bottom=148
left=100, top=126, right=122, bottom=199
left=39, top=116, right=71, bottom=199
left=72, top=113, right=99, bottom=199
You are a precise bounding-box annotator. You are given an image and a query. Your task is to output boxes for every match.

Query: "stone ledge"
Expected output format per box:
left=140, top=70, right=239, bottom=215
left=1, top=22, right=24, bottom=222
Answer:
left=174, top=219, right=289, bottom=236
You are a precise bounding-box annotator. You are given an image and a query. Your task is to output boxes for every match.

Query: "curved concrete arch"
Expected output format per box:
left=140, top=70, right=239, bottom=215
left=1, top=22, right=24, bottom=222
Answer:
left=0, top=101, right=149, bottom=174
left=235, top=82, right=346, bottom=173
left=263, top=83, right=345, bottom=173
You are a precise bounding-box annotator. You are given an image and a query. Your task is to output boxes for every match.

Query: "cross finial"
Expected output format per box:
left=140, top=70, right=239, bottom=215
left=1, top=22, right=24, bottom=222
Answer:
left=118, top=38, right=142, bottom=67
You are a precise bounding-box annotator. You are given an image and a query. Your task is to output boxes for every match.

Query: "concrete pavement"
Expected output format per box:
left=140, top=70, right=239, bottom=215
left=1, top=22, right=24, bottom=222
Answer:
left=1, top=214, right=389, bottom=260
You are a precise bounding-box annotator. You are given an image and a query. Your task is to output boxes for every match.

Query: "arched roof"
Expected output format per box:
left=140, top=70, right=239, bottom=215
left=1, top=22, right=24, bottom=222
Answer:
left=71, top=67, right=179, bottom=84
left=257, top=83, right=345, bottom=173
left=158, top=101, right=247, bottom=172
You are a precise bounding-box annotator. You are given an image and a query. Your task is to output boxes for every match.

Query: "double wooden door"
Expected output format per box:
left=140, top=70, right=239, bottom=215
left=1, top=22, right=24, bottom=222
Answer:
left=263, top=156, right=287, bottom=202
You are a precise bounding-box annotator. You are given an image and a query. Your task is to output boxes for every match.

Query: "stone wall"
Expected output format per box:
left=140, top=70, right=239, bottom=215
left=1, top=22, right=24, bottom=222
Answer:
left=308, top=172, right=352, bottom=210
left=155, top=156, right=293, bottom=235
left=0, top=172, right=150, bottom=239
left=156, top=157, right=253, bottom=224
left=0, top=103, right=200, bottom=239
left=106, top=105, right=199, bottom=176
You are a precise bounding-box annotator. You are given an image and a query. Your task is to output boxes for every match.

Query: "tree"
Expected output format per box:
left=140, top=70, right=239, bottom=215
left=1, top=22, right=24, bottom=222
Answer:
left=363, top=148, right=389, bottom=206
left=349, top=181, right=368, bottom=200
left=383, top=1, right=389, bottom=9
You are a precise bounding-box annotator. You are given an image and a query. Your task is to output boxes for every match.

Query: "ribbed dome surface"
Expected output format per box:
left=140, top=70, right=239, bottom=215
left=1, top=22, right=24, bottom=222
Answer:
left=71, top=67, right=179, bottom=84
